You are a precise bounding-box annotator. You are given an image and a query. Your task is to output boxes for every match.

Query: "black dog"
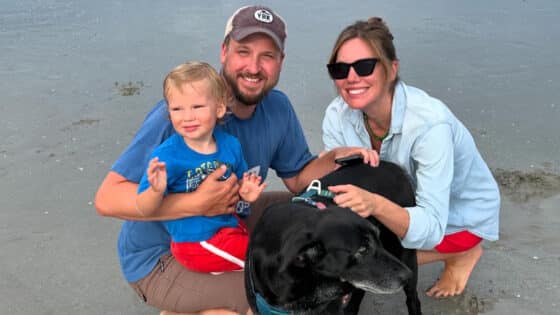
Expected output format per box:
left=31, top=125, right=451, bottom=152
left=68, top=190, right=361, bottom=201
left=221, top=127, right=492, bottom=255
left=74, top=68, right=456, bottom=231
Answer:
left=245, top=162, right=422, bottom=315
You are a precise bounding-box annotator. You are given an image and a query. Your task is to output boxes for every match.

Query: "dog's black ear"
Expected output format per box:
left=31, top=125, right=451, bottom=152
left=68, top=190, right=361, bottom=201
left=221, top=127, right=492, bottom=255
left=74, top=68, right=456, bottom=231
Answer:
left=278, top=238, right=324, bottom=272
left=292, top=243, right=323, bottom=268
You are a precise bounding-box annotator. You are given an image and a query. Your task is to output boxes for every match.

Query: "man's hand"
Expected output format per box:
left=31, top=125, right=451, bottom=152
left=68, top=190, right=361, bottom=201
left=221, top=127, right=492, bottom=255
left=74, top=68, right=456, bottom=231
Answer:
left=196, top=165, right=240, bottom=216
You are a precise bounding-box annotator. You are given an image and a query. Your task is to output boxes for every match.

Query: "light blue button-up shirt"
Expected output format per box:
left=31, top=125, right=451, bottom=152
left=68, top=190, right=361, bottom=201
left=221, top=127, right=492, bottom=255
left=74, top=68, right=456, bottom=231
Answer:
left=322, top=81, right=500, bottom=250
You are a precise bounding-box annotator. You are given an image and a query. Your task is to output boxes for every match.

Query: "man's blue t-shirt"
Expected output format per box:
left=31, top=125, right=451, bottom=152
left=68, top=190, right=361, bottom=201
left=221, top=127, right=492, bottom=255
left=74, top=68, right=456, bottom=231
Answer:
left=113, top=90, right=315, bottom=282
left=137, top=130, right=247, bottom=243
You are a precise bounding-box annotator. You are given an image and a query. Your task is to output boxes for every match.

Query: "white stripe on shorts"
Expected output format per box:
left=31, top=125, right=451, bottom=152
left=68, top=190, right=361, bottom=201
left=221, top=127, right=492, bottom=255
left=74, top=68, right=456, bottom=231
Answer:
left=199, top=241, right=245, bottom=269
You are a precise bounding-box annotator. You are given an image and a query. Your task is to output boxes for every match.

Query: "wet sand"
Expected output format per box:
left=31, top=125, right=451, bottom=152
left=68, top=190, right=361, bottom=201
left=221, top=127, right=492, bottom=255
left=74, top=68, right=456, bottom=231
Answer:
left=363, top=170, right=560, bottom=315
left=2, top=109, right=559, bottom=315
left=1, top=1, right=559, bottom=314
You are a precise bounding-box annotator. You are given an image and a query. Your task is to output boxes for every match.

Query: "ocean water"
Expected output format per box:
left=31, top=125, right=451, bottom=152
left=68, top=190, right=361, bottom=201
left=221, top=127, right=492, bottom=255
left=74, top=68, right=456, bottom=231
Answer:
left=1, top=0, right=559, bottom=173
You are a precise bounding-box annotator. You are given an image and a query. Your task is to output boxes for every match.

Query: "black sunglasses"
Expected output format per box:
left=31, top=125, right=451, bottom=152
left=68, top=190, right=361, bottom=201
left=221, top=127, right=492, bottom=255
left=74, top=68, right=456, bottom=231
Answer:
left=327, top=58, right=379, bottom=80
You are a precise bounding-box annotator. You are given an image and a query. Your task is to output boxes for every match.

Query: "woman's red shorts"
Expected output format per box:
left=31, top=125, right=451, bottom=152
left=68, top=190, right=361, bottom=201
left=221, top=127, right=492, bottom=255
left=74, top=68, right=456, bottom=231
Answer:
left=434, top=230, right=482, bottom=253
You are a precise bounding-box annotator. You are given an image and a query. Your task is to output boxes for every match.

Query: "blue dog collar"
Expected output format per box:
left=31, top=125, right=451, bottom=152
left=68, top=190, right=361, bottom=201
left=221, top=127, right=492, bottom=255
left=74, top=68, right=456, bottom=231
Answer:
left=292, top=179, right=335, bottom=209
left=247, top=248, right=291, bottom=315
left=300, top=179, right=336, bottom=199
left=256, top=293, right=290, bottom=315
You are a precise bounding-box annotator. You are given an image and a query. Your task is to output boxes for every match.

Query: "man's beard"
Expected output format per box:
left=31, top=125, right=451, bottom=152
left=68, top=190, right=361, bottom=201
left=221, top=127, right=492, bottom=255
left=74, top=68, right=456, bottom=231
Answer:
left=222, top=70, right=277, bottom=106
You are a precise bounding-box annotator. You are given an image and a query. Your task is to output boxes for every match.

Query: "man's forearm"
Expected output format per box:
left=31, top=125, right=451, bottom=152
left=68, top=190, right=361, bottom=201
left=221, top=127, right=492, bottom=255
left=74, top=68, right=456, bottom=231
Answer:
left=284, top=151, right=338, bottom=193
left=95, top=171, right=209, bottom=221
left=136, top=189, right=164, bottom=217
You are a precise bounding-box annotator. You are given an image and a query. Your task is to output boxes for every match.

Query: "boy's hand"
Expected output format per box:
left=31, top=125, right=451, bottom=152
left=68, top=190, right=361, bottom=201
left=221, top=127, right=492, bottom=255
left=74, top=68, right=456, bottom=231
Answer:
left=239, top=173, right=266, bottom=203
left=147, top=157, right=167, bottom=192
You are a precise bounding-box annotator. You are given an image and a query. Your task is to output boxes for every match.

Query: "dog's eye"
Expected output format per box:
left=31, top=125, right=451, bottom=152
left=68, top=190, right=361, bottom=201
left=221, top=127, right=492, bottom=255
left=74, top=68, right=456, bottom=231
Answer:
left=354, top=246, right=368, bottom=257
left=295, top=255, right=305, bottom=264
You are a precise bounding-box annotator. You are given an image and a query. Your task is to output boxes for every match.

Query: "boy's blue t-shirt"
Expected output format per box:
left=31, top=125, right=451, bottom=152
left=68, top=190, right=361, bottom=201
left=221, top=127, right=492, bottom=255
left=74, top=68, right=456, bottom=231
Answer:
left=113, top=90, right=315, bottom=282
left=137, top=130, right=247, bottom=243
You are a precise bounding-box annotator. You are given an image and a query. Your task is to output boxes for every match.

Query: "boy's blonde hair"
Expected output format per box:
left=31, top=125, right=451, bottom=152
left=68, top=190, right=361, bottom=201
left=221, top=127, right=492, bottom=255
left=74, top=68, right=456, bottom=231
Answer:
left=163, top=61, right=227, bottom=106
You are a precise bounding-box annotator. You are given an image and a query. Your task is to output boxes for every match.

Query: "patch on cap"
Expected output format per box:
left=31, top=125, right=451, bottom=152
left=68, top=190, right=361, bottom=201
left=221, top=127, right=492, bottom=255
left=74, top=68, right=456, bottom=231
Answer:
left=254, top=9, right=273, bottom=23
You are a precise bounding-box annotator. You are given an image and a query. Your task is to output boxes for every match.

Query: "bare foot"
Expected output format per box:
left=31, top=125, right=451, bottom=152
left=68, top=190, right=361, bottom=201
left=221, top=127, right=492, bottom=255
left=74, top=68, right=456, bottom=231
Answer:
left=426, top=243, right=483, bottom=298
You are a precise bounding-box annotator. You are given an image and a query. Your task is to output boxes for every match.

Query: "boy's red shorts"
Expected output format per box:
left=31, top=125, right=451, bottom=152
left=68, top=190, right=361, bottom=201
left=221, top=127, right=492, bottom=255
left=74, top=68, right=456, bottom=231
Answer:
left=434, top=230, right=482, bottom=253
left=171, top=223, right=248, bottom=273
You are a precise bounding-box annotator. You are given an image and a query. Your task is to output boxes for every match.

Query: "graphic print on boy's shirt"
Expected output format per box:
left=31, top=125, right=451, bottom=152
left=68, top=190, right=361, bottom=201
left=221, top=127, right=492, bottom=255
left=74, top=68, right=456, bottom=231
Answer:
left=185, top=160, right=233, bottom=192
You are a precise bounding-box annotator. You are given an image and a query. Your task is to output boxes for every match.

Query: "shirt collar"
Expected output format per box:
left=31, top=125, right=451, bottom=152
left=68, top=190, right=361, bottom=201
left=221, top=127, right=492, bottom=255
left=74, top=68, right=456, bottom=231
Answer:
left=390, top=81, right=407, bottom=135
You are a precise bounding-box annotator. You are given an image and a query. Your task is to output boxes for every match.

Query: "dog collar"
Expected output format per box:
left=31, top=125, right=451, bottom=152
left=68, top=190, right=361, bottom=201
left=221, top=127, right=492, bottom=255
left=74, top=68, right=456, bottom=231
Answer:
left=246, top=248, right=291, bottom=315
left=292, top=179, right=335, bottom=209
left=256, top=293, right=291, bottom=315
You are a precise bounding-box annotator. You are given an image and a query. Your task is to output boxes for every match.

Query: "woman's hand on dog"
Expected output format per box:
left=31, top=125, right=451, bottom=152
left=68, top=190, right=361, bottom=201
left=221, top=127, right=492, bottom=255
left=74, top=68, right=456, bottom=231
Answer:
left=329, top=147, right=380, bottom=168
left=329, top=184, right=380, bottom=218
left=329, top=183, right=411, bottom=239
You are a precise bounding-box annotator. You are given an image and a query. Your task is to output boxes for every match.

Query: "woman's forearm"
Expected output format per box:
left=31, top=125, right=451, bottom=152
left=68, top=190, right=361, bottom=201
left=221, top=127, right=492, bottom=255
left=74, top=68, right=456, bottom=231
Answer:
left=372, top=194, right=411, bottom=239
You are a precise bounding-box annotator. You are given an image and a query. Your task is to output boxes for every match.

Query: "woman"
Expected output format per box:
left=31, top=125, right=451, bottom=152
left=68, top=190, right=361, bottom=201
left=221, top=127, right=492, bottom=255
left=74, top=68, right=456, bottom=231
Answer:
left=322, top=17, right=500, bottom=298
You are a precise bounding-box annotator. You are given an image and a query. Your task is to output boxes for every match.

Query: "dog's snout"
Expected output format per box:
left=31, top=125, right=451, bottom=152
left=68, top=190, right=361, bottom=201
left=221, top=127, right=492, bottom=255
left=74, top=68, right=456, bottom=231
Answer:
left=396, top=263, right=413, bottom=284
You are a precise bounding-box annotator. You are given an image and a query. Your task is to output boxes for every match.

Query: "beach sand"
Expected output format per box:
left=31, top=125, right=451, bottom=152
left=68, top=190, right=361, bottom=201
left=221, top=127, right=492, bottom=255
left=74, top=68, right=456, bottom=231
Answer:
left=2, top=102, right=559, bottom=315
left=1, top=1, right=559, bottom=314
left=5, top=127, right=560, bottom=315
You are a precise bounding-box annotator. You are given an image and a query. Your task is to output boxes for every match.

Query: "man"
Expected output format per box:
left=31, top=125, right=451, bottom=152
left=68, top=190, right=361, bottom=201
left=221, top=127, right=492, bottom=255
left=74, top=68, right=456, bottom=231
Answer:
left=95, top=5, right=376, bottom=315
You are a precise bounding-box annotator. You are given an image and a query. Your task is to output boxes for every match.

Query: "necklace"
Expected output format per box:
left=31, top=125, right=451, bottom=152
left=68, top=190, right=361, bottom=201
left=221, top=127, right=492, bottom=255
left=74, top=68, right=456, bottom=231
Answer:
left=362, top=112, right=389, bottom=142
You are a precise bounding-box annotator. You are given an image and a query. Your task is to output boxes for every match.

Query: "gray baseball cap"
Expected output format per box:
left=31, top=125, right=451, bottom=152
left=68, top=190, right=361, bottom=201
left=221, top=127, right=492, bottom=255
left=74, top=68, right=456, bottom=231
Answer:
left=224, top=5, right=287, bottom=51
